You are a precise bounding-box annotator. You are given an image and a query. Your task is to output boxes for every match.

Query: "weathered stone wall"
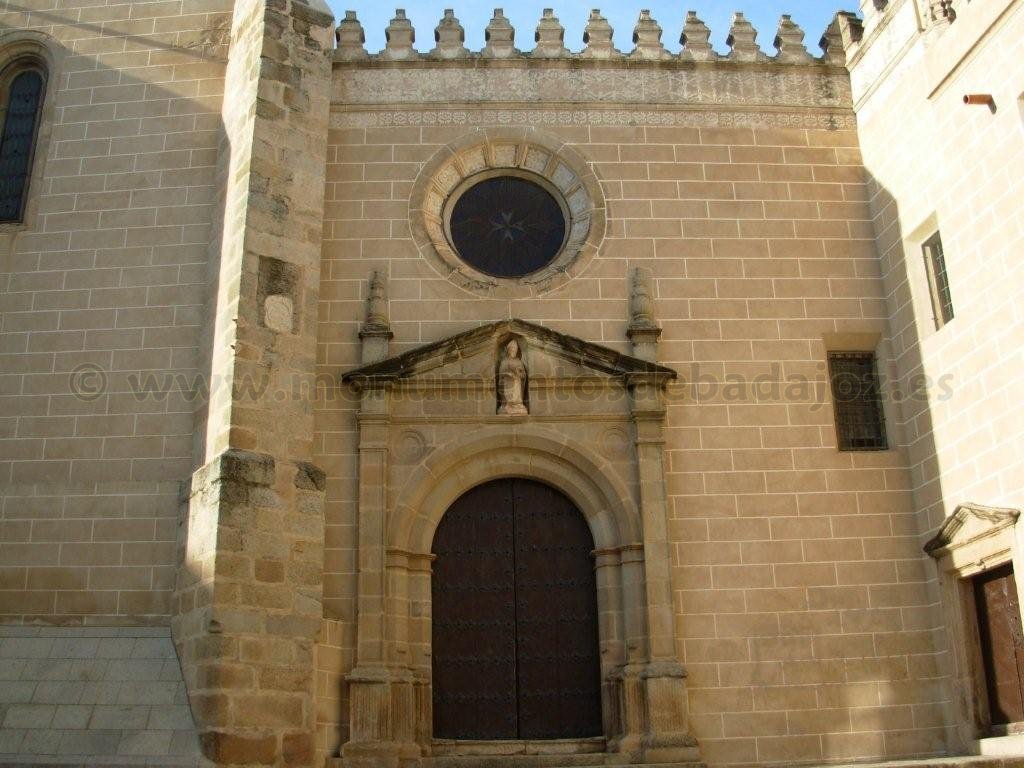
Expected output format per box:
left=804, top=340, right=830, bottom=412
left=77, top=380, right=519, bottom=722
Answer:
left=846, top=0, right=1024, bottom=751
left=0, top=0, right=231, bottom=624
left=316, top=30, right=944, bottom=766
left=2, top=3, right=1018, bottom=766
left=851, top=0, right=1024, bottom=549
left=170, top=0, right=334, bottom=765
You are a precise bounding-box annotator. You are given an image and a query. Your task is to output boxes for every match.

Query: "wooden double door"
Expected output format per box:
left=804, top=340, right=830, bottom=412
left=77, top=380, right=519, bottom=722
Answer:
left=431, top=478, right=603, bottom=741
left=974, top=563, right=1024, bottom=729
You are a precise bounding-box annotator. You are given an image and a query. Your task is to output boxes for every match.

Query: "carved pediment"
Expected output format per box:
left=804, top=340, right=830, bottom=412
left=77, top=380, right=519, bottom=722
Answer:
left=342, top=319, right=676, bottom=387
left=924, top=503, right=1020, bottom=558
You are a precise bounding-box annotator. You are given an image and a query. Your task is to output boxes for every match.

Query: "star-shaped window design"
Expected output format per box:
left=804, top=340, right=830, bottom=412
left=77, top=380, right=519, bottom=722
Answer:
left=449, top=175, right=567, bottom=278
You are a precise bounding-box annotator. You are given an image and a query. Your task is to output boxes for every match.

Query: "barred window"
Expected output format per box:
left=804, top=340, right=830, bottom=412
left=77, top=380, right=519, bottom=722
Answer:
left=828, top=352, right=888, bottom=451
left=0, top=63, right=46, bottom=223
left=922, top=231, right=954, bottom=329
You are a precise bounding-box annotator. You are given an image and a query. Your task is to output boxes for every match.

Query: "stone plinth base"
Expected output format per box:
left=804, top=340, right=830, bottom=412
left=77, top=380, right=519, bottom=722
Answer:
left=173, top=449, right=326, bottom=767
left=327, top=759, right=702, bottom=768
left=804, top=759, right=1024, bottom=768
left=326, top=758, right=1024, bottom=768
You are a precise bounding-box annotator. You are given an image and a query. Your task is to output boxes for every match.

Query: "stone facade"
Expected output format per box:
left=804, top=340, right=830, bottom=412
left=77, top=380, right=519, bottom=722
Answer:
left=0, top=0, right=232, bottom=626
left=0, top=2, right=1021, bottom=768
left=843, top=0, right=1024, bottom=756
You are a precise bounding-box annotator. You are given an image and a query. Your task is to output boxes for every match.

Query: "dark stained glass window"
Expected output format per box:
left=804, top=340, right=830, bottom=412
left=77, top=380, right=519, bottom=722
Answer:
left=828, top=352, right=888, bottom=451
left=449, top=175, right=567, bottom=278
left=0, top=69, right=45, bottom=223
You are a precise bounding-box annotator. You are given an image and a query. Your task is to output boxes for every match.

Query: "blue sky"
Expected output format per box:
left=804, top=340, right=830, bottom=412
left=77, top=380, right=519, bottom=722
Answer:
left=327, top=2, right=846, bottom=56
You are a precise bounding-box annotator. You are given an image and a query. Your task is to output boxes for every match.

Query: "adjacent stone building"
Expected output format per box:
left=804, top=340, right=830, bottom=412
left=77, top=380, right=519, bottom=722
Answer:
left=0, top=0, right=1022, bottom=767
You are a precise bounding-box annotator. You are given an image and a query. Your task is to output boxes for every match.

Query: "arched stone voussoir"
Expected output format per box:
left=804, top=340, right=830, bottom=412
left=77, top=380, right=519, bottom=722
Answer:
left=392, top=425, right=638, bottom=554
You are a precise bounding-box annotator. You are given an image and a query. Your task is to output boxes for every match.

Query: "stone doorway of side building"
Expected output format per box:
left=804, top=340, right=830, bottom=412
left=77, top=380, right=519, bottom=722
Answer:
left=430, top=478, right=603, bottom=745
left=973, top=562, right=1024, bottom=737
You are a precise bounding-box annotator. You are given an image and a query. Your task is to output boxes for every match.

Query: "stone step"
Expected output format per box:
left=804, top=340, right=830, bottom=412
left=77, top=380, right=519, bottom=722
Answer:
left=423, top=762, right=1024, bottom=768
left=802, top=759, right=1024, bottom=768
left=403, top=758, right=1024, bottom=768
left=423, top=762, right=700, bottom=768
left=330, top=756, right=1024, bottom=768
left=425, top=756, right=613, bottom=768
left=425, top=762, right=1024, bottom=768
left=423, top=757, right=701, bottom=768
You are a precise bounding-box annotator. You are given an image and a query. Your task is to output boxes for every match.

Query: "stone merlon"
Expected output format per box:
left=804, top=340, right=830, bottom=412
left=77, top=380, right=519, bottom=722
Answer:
left=335, top=7, right=856, bottom=64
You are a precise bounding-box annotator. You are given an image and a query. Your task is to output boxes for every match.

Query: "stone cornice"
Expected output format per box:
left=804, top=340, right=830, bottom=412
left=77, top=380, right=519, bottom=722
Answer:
left=924, top=502, right=1021, bottom=558
left=342, top=319, right=677, bottom=388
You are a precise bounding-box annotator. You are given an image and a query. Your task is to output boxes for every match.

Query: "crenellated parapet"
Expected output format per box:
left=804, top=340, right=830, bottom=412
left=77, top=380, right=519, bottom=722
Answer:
left=482, top=9, right=518, bottom=58
left=335, top=7, right=854, bottom=66
left=840, top=0, right=980, bottom=110
left=859, top=0, right=965, bottom=36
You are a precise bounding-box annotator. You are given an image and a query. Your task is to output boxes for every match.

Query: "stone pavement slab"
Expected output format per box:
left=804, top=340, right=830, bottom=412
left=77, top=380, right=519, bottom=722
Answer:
left=0, top=627, right=198, bottom=768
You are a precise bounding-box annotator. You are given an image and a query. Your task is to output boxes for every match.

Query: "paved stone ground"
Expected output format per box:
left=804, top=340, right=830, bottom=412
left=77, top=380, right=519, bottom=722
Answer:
left=0, top=626, right=199, bottom=766
left=806, top=761, right=1024, bottom=765
left=803, top=760, right=1024, bottom=768
left=418, top=755, right=1024, bottom=768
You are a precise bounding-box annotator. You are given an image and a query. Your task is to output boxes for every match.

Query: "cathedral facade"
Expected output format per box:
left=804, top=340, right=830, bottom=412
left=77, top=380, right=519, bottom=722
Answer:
left=0, top=1, right=1022, bottom=767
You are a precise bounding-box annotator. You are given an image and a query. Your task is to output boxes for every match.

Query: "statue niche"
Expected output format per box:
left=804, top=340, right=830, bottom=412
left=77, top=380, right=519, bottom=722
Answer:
left=496, top=337, right=528, bottom=415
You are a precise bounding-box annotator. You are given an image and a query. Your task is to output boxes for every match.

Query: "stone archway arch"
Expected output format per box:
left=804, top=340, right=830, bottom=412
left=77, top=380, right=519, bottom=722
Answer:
left=380, top=426, right=644, bottom=756
left=390, top=425, right=641, bottom=556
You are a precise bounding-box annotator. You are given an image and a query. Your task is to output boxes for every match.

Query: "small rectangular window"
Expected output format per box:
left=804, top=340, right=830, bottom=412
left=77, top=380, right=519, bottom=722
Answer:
left=922, top=231, right=954, bottom=329
left=828, top=352, right=888, bottom=451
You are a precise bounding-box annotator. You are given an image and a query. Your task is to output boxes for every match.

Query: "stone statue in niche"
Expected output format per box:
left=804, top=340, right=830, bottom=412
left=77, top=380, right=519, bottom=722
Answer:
left=497, top=338, right=528, bottom=415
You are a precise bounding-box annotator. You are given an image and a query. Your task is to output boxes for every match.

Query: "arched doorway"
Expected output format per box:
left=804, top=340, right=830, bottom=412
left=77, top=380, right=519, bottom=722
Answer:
left=431, top=478, right=603, bottom=741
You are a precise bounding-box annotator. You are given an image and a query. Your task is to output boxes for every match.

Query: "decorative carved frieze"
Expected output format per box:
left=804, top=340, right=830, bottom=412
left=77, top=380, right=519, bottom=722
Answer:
left=333, top=65, right=852, bottom=110
left=331, top=108, right=857, bottom=132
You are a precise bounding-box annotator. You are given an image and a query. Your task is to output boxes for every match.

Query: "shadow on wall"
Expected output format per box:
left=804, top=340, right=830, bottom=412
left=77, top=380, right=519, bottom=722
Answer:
left=854, top=169, right=956, bottom=756
left=0, top=4, right=230, bottom=637
left=0, top=1, right=244, bottom=762
left=0, top=3, right=979, bottom=765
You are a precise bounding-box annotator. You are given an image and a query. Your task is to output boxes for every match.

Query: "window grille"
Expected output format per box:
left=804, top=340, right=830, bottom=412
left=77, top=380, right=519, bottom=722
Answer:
left=922, top=231, right=954, bottom=329
left=0, top=68, right=45, bottom=223
left=828, top=352, right=888, bottom=451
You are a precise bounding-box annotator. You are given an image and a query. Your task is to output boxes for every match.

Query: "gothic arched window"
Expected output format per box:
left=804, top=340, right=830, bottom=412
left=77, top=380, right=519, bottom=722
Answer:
left=0, top=61, right=46, bottom=223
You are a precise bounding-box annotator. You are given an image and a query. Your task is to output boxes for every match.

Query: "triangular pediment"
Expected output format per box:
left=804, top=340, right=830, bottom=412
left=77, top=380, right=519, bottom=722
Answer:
left=343, top=319, right=676, bottom=386
left=924, top=503, right=1020, bottom=558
